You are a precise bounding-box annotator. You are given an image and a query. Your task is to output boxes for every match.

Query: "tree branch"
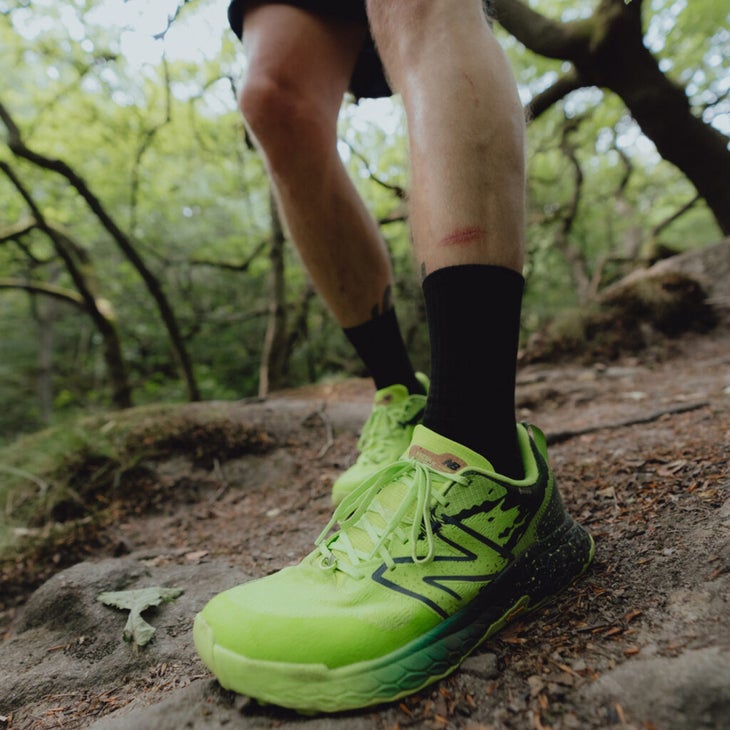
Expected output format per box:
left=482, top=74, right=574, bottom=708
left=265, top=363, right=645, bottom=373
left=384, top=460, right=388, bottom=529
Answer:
left=651, top=193, right=701, bottom=240
left=496, top=0, right=730, bottom=233
left=151, top=0, right=197, bottom=40
left=554, top=115, right=594, bottom=303
left=492, top=0, right=590, bottom=62
left=377, top=207, right=409, bottom=226
left=341, top=139, right=408, bottom=200
left=129, top=55, right=173, bottom=229
left=0, top=278, right=85, bottom=307
left=546, top=401, right=708, bottom=445
left=189, top=239, right=268, bottom=272
left=526, top=68, right=584, bottom=123
left=0, top=218, right=36, bottom=244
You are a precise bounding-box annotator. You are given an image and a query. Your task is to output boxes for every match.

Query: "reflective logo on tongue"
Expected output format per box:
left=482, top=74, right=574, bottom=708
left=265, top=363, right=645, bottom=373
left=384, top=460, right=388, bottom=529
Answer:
left=409, top=445, right=466, bottom=472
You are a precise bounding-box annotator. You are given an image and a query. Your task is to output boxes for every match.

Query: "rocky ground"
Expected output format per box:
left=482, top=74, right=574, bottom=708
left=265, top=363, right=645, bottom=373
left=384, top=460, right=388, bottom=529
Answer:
left=0, top=325, right=728, bottom=730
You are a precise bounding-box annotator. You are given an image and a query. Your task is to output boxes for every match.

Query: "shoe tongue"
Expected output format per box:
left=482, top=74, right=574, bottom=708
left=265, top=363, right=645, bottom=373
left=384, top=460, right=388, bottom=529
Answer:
left=374, top=383, right=410, bottom=407
left=407, top=425, right=494, bottom=473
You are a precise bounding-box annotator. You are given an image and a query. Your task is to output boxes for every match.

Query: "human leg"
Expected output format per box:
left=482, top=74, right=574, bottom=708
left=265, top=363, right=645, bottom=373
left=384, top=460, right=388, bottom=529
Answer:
left=240, top=4, right=422, bottom=392
left=366, top=0, right=526, bottom=477
left=238, top=4, right=391, bottom=329
left=238, top=3, right=424, bottom=490
left=366, top=0, right=525, bottom=274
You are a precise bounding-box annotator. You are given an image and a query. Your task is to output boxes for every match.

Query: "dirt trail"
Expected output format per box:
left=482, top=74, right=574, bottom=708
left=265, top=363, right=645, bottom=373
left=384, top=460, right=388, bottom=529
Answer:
left=1, top=327, right=728, bottom=730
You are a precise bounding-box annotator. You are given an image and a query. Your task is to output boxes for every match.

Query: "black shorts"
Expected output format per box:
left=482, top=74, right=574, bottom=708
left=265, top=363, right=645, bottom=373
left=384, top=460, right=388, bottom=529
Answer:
left=227, top=0, right=494, bottom=100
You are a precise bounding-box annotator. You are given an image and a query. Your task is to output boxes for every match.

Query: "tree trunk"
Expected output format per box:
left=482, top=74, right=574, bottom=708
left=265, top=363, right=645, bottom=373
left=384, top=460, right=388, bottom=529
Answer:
left=33, top=290, right=57, bottom=423
left=258, top=192, right=289, bottom=398
left=556, top=117, right=594, bottom=304
left=495, top=0, right=730, bottom=234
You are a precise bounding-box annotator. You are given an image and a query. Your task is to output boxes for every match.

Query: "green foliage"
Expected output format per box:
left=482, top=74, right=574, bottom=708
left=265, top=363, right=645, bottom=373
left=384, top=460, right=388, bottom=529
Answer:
left=0, top=419, right=115, bottom=553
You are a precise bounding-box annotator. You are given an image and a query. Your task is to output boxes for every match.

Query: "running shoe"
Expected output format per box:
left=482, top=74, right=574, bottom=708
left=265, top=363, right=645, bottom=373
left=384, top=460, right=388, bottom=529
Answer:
left=194, top=423, right=594, bottom=713
left=331, top=373, right=428, bottom=505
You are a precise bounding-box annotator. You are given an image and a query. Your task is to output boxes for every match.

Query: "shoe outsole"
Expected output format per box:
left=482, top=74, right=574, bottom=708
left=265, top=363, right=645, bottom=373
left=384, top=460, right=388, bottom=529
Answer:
left=193, top=518, right=594, bottom=714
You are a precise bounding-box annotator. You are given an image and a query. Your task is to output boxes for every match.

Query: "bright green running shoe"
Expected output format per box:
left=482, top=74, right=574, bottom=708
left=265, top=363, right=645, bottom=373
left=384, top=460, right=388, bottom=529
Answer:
left=330, top=373, right=428, bottom=505
left=193, top=423, right=594, bottom=714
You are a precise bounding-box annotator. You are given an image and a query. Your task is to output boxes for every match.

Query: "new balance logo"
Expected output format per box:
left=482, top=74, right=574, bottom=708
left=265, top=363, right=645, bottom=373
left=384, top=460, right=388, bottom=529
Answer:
left=408, top=446, right=466, bottom=473
left=371, top=491, right=534, bottom=618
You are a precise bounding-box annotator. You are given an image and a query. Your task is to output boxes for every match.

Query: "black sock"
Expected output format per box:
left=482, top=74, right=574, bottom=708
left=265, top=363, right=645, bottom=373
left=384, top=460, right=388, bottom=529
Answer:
left=344, top=308, right=425, bottom=394
left=422, top=264, right=524, bottom=478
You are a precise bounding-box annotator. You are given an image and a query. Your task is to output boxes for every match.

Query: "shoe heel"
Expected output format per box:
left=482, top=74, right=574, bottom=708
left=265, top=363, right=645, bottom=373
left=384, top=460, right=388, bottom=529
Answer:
left=518, top=519, right=595, bottom=605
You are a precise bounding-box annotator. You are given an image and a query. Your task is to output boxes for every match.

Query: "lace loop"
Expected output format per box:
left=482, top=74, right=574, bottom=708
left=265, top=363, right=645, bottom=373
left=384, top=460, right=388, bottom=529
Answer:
left=316, top=457, right=469, bottom=574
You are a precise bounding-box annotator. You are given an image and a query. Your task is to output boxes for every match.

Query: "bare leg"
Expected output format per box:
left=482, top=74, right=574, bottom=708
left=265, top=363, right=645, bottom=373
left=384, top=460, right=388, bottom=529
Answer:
left=367, top=0, right=526, bottom=476
left=239, top=5, right=394, bottom=327
left=366, top=0, right=525, bottom=277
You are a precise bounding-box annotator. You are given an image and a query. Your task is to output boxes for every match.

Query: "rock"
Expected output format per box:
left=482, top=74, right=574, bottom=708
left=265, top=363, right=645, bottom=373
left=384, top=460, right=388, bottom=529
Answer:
left=525, top=239, right=729, bottom=362
left=0, top=557, right=250, bottom=718
left=87, top=679, right=381, bottom=730
left=598, top=269, right=716, bottom=336
left=583, top=647, right=730, bottom=730
left=461, top=651, right=500, bottom=680
left=646, top=238, right=730, bottom=308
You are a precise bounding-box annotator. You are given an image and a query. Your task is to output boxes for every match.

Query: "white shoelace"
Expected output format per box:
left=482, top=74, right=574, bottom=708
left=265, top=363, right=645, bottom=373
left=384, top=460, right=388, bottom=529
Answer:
left=316, top=458, right=469, bottom=578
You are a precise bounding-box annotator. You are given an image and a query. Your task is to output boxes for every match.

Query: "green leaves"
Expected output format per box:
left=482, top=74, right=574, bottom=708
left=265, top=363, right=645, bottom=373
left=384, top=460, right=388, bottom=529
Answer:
left=97, top=586, right=183, bottom=647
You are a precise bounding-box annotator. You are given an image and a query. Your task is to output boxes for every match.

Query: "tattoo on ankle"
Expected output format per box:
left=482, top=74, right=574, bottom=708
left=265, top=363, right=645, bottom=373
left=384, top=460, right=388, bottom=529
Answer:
left=371, top=284, right=393, bottom=319
left=420, top=262, right=427, bottom=281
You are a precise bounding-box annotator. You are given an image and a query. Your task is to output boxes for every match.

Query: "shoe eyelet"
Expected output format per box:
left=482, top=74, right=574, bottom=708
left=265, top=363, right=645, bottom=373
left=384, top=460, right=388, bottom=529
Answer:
left=319, top=554, right=336, bottom=570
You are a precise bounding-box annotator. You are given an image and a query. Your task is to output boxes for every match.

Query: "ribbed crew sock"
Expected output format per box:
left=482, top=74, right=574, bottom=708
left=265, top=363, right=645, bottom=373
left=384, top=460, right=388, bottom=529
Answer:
left=344, top=308, right=425, bottom=395
left=422, top=264, right=524, bottom=479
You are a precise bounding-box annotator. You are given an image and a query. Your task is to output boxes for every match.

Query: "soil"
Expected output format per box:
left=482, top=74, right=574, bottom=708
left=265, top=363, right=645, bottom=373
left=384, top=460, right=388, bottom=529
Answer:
left=1, top=325, right=729, bottom=730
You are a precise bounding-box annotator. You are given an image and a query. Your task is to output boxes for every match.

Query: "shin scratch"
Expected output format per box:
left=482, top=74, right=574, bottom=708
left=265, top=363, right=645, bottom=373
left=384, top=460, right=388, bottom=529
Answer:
left=437, top=226, right=485, bottom=247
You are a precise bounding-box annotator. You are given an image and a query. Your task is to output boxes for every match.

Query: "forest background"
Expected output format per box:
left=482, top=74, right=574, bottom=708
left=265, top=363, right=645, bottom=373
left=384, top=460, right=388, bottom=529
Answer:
left=1, top=0, right=728, bottom=446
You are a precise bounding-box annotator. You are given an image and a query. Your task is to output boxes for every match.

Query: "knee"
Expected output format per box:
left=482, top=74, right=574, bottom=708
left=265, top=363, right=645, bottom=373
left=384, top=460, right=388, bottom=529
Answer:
left=239, top=70, right=334, bottom=158
left=238, top=72, right=298, bottom=143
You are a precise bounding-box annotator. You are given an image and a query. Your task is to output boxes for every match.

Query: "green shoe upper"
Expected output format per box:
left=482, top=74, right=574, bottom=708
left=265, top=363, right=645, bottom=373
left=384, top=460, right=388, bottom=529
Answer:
left=331, top=373, right=428, bottom=505
left=195, top=423, right=589, bottom=689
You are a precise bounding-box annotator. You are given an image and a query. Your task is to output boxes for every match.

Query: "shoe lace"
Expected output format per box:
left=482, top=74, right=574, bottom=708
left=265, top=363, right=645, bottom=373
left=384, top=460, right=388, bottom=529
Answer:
left=355, top=399, right=418, bottom=466
left=316, top=457, right=470, bottom=578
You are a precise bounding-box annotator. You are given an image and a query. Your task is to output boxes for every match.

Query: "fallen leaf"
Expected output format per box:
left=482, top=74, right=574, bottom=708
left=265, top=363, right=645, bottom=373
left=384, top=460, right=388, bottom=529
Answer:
left=185, top=550, right=208, bottom=563
left=624, top=608, right=642, bottom=623
left=602, top=626, right=623, bottom=638
left=98, top=586, right=184, bottom=647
